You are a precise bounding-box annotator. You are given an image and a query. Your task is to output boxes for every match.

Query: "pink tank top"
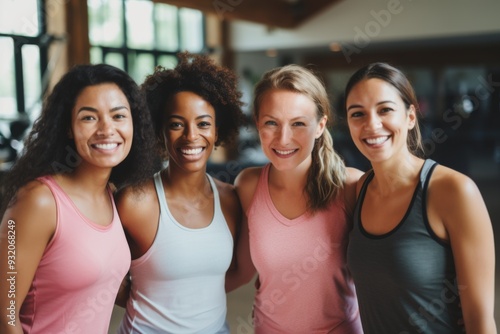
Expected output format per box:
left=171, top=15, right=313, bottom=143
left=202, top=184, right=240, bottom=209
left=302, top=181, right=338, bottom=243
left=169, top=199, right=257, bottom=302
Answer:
left=247, top=164, right=362, bottom=334
left=20, top=176, right=130, bottom=334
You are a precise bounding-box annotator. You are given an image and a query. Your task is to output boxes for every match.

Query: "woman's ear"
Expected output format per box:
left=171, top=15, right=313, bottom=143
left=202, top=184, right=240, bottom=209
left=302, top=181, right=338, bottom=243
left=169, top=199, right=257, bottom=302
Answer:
left=316, top=115, right=327, bottom=139
left=408, top=105, right=416, bottom=130
left=67, top=128, right=73, bottom=139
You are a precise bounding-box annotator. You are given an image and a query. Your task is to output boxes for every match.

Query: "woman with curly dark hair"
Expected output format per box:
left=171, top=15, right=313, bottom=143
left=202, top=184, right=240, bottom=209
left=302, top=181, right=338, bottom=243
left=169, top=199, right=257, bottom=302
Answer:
left=116, top=52, right=244, bottom=334
left=0, top=63, right=158, bottom=334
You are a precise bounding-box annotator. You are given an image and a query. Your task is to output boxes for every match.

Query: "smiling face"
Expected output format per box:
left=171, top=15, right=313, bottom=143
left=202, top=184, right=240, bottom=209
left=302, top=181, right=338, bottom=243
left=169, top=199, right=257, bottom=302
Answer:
left=163, top=91, right=217, bottom=173
left=70, top=83, right=133, bottom=171
left=256, top=89, right=326, bottom=172
left=346, top=78, right=416, bottom=164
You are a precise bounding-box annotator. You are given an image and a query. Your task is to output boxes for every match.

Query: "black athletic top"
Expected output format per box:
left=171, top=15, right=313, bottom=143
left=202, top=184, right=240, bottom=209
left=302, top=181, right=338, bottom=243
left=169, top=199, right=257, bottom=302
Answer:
left=347, top=159, right=463, bottom=334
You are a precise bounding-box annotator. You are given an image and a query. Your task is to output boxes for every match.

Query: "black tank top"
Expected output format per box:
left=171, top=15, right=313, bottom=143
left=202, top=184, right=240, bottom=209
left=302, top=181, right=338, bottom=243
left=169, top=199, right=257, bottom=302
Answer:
left=347, top=159, right=463, bottom=333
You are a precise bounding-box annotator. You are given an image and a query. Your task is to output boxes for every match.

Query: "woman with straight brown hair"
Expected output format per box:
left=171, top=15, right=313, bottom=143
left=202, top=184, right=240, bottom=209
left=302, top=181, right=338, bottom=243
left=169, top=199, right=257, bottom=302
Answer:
left=345, top=62, right=496, bottom=333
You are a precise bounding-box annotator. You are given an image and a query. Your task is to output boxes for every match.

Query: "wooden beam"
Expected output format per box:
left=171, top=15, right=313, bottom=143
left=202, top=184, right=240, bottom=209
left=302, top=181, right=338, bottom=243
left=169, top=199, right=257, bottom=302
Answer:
left=65, top=0, right=90, bottom=66
left=294, top=0, right=343, bottom=26
left=153, top=0, right=340, bottom=28
left=304, top=42, right=500, bottom=70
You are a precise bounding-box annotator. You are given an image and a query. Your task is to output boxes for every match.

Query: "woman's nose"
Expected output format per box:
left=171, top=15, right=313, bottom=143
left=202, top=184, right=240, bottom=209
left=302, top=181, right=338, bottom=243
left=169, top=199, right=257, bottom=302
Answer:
left=97, top=117, right=114, bottom=136
left=277, top=125, right=292, bottom=144
left=185, top=124, right=199, bottom=141
left=364, top=113, right=382, bottom=130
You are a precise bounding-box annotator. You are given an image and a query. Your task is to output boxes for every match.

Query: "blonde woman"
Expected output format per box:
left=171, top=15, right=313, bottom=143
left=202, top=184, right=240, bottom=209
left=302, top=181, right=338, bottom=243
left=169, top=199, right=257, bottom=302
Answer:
left=226, top=65, right=363, bottom=333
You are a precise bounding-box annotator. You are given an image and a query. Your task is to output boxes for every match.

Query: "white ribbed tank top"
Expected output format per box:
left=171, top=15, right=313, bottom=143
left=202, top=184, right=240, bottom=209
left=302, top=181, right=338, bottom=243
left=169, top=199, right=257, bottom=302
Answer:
left=118, top=172, right=233, bottom=334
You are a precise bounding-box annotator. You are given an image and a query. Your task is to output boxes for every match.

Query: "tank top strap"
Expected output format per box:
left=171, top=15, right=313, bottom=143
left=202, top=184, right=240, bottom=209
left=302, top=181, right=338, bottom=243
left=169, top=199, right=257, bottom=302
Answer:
left=153, top=171, right=167, bottom=213
left=206, top=173, right=225, bottom=222
left=37, top=175, right=118, bottom=232
left=356, top=169, right=374, bottom=208
left=206, top=174, right=222, bottom=216
left=419, top=159, right=438, bottom=190
left=258, top=164, right=271, bottom=190
left=37, top=176, right=63, bottom=220
left=37, top=175, right=62, bottom=200
left=153, top=170, right=225, bottom=228
left=250, top=164, right=271, bottom=208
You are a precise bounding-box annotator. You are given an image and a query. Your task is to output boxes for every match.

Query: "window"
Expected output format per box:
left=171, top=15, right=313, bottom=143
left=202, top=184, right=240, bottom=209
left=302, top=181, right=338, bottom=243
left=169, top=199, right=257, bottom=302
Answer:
left=88, top=0, right=205, bottom=83
left=0, top=0, right=47, bottom=120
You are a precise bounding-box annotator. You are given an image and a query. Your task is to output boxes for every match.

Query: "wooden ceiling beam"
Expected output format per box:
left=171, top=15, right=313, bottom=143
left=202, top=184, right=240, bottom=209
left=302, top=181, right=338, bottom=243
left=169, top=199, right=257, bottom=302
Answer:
left=293, top=0, right=343, bottom=26
left=152, top=0, right=340, bottom=29
left=304, top=43, right=500, bottom=70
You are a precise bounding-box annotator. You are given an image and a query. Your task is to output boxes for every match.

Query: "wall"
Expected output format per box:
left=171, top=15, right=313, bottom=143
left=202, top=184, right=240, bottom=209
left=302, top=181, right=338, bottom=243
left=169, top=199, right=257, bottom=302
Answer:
left=230, top=0, right=500, bottom=51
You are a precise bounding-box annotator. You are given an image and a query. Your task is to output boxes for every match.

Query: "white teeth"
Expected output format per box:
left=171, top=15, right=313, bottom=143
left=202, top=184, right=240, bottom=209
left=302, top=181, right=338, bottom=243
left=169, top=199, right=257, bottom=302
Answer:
left=275, top=149, right=295, bottom=155
left=365, top=137, right=388, bottom=145
left=94, top=143, right=118, bottom=150
left=181, top=148, right=203, bottom=155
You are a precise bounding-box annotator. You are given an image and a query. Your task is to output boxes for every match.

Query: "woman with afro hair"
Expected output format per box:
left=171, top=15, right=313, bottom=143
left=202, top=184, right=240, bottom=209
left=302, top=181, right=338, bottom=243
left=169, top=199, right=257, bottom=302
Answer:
left=116, top=52, right=244, bottom=334
left=0, top=63, right=159, bottom=333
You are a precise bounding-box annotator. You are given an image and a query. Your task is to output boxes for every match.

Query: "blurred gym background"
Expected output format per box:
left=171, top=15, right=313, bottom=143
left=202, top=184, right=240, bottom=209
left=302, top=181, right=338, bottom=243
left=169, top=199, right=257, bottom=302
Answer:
left=0, top=1, right=498, bottom=332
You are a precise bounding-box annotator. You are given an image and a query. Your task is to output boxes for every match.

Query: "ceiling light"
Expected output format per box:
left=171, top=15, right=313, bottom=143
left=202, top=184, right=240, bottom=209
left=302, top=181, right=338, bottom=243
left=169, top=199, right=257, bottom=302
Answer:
left=266, top=49, right=278, bottom=57
left=329, top=42, right=342, bottom=52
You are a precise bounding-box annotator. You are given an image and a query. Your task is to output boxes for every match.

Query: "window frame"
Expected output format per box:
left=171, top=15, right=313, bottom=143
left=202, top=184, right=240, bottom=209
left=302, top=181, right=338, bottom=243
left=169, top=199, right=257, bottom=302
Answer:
left=88, top=0, right=207, bottom=76
left=0, top=0, right=49, bottom=117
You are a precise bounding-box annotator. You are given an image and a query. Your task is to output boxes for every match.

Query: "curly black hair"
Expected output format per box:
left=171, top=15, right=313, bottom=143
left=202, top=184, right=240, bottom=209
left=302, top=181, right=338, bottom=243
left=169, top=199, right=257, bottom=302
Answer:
left=141, top=52, right=244, bottom=153
left=1, top=63, right=160, bottom=215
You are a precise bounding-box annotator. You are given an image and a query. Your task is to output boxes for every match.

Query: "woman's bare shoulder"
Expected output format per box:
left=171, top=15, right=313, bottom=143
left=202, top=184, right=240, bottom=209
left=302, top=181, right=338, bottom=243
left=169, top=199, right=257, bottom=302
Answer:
left=2, top=179, right=57, bottom=239
left=430, top=164, right=478, bottom=198
left=212, top=177, right=239, bottom=207
left=234, top=166, right=264, bottom=212
left=345, top=167, right=364, bottom=186
left=115, top=178, right=158, bottom=227
left=10, top=180, right=56, bottom=216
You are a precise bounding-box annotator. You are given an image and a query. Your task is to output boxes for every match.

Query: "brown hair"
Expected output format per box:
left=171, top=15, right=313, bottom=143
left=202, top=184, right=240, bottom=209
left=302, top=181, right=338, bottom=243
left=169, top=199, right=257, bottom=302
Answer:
left=344, top=62, right=424, bottom=156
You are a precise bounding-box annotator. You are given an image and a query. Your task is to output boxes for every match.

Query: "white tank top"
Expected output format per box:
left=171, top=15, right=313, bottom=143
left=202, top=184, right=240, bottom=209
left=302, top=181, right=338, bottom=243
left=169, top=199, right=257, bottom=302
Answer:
left=118, top=172, right=233, bottom=334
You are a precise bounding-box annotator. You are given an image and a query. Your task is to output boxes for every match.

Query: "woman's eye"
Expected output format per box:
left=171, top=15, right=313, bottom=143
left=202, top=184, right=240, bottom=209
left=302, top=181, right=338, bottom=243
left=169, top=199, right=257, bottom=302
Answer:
left=292, top=121, right=306, bottom=127
left=264, top=120, right=277, bottom=126
left=113, top=114, right=127, bottom=120
left=198, top=121, right=211, bottom=128
left=168, top=122, right=183, bottom=129
left=380, top=107, right=393, bottom=113
left=81, top=115, right=95, bottom=121
left=349, top=111, right=363, bottom=118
